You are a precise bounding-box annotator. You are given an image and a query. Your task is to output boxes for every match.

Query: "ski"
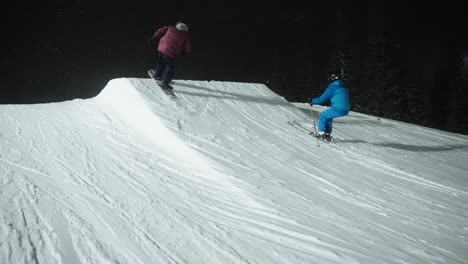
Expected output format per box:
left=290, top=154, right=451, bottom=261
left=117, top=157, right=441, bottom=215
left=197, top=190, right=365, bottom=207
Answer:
left=288, top=120, right=332, bottom=143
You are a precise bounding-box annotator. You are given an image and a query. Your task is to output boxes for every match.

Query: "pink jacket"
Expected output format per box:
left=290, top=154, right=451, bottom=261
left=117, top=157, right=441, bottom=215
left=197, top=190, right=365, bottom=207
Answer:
left=152, top=24, right=192, bottom=58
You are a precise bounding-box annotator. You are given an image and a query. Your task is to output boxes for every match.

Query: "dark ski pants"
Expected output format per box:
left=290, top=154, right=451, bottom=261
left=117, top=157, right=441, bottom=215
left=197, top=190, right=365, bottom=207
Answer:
left=155, top=52, right=175, bottom=83
left=317, top=107, right=349, bottom=133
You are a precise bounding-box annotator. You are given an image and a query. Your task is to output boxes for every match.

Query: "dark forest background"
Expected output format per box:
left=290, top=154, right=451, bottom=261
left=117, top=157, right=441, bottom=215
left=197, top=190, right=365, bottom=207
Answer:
left=2, top=1, right=468, bottom=134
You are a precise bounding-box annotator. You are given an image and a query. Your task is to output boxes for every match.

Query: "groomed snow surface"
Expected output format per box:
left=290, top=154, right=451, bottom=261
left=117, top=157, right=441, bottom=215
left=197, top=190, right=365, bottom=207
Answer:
left=1, top=78, right=467, bottom=264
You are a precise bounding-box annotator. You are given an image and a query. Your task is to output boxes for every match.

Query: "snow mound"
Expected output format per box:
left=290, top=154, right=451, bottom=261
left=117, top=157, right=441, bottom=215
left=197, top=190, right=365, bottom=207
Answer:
left=1, top=78, right=468, bottom=264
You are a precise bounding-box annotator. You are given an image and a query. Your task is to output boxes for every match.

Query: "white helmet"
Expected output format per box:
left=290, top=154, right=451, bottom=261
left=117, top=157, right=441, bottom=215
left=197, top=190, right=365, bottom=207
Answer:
left=176, top=21, right=189, bottom=32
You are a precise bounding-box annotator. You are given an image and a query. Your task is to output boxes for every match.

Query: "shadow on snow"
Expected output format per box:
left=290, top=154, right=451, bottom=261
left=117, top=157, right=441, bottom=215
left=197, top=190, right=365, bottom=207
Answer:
left=174, top=82, right=292, bottom=107
left=334, top=139, right=468, bottom=152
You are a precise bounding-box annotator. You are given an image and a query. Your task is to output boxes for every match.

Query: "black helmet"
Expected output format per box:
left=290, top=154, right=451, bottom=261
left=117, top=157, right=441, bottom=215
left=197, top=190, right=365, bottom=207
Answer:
left=327, top=73, right=340, bottom=83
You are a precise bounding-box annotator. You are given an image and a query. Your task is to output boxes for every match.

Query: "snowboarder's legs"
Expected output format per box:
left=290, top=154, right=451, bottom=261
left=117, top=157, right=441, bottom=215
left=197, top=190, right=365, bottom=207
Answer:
left=161, top=57, right=175, bottom=86
left=155, top=53, right=175, bottom=87
left=317, top=108, right=349, bottom=133
left=154, top=52, right=166, bottom=80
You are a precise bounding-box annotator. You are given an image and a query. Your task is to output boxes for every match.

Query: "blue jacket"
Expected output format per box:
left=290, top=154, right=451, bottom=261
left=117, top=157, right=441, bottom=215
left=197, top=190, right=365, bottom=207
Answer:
left=312, top=80, right=350, bottom=111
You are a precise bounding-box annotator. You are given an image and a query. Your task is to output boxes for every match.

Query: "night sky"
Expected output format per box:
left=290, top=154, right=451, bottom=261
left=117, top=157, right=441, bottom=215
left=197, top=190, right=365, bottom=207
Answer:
left=2, top=1, right=467, bottom=132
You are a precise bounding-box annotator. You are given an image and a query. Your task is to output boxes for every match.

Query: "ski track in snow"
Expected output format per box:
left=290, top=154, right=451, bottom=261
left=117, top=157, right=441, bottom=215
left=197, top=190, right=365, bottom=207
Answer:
left=1, top=78, right=467, bottom=264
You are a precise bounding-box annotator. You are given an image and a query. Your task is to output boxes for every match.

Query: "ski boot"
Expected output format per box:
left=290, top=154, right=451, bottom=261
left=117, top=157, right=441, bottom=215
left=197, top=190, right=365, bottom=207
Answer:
left=313, top=131, right=332, bottom=142
left=323, top=132, right=332, bottom=142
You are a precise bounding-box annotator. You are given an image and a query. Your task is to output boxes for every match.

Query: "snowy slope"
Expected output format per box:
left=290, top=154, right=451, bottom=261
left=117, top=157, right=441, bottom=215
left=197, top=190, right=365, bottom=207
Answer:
left=1, top=78, right=467, bottom=264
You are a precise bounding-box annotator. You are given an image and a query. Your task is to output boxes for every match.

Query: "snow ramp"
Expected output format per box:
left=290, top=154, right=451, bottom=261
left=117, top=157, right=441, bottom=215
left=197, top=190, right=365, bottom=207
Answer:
left=1, top=77, right=468, bottom=264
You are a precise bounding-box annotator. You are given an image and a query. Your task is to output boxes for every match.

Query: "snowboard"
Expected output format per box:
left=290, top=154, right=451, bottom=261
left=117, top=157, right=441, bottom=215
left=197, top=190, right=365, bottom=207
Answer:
left=147, top=69, right=176, bottom=98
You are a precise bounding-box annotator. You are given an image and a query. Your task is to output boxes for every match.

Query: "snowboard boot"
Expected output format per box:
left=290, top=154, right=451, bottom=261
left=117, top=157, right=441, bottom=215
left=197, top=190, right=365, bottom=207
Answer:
left=148, top=69, right=162, bottom=82
left=160, top=80, right=173, bottom=91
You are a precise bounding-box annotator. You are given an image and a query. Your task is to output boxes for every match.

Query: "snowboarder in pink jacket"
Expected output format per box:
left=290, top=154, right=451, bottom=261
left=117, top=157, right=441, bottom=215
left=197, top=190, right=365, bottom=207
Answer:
left=149, top=20, right=192, bottom=90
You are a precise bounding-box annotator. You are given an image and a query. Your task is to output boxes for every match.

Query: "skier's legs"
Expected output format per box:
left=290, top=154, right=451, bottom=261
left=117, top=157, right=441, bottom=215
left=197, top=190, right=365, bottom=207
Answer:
left=318, top=108, right=348, bottom=133
left=318, top=108, right=334, bottom=132
left=324, top=119, right=333, bottom=133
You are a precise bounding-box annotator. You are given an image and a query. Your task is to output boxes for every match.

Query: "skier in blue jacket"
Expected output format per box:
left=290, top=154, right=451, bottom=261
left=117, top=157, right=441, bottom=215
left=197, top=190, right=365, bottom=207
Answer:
left=310, top=73, right=350, bottom=141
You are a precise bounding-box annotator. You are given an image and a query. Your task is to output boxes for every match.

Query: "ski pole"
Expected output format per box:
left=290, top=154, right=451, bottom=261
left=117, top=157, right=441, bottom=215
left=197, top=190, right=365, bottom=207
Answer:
left=309, top=99, right=320, bottom=148
left=313, top=120, right=320, bottom=147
